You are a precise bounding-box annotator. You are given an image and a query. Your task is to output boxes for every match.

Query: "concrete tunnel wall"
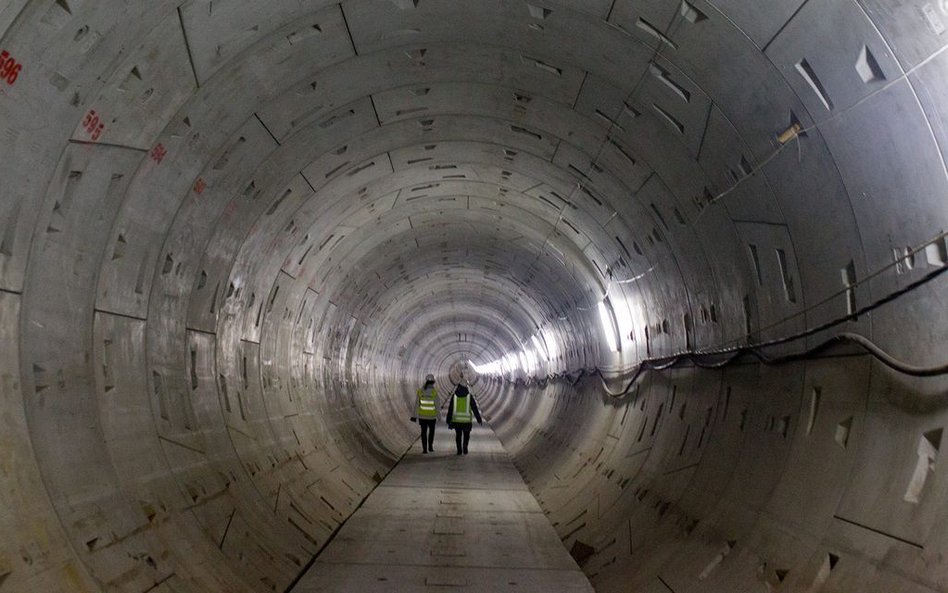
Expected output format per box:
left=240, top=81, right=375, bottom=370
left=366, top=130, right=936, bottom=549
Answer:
left=1, top=0, right=948, bottom=591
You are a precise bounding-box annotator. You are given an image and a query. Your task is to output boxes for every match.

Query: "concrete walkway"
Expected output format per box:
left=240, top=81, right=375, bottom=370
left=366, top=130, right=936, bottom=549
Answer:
left=293, top=423, right=594, bottom=592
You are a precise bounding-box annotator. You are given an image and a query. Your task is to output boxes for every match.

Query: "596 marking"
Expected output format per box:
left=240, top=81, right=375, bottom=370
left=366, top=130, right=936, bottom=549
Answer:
left=0, top=50, right=22, bottom=85
left=81, top=109, right=105, bottom=141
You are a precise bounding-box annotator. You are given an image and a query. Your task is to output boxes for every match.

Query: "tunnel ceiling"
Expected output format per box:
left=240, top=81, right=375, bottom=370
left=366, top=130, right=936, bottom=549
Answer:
left=2, top=0, right=948, bottom=591
left=6, top=0, right=948, bottom=377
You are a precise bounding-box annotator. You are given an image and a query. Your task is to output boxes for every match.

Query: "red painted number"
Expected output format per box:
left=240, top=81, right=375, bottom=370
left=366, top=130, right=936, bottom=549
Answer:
left=193, top=178, right=207, bottom=194
left=0, top=50, right=22, bottom=85
left=150, top=143, right=167, bottom=164
left=81, top=109, right=105, bottom=141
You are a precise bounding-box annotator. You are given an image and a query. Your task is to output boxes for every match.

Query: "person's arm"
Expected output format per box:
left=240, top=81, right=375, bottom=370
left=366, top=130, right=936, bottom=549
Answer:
left=471, top=396, right=483, bottom=424
left=446, top=396, right=454, bottom=425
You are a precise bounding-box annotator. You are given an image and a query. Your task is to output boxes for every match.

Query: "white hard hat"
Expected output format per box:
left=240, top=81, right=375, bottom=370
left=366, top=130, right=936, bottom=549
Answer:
left=425, top=373, right=435, bottom=382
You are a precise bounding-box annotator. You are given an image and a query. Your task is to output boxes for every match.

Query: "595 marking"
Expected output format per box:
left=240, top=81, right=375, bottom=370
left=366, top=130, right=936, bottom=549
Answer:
left=81, top=109, right=105, bottom=141
left=0, top=50, right=22, bottom=85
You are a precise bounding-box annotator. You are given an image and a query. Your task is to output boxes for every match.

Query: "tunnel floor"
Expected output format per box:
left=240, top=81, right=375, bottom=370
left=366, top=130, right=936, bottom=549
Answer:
left=293, top=424, right=594, bottom=592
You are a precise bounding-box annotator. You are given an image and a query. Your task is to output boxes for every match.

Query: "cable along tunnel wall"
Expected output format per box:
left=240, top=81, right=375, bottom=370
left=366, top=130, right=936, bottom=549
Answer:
left=1, top=1, right=948, bottom=593
left=482, top=351, right=948, bottom=592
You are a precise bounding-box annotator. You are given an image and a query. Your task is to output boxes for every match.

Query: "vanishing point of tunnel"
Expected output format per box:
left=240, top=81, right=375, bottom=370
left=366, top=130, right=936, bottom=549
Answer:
left=2, top=0, right=948, bottom=591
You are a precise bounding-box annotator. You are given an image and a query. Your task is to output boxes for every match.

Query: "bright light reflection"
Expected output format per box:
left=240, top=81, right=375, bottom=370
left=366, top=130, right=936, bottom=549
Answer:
left=504, top=353, right=518, bottom=374
left=542, top=328, right=559, bottom=361
left=470, top=327, right=564, bottom=378
left=598, top=300, right=619, bottom=353
left=611, top=294, right=634, bottom=344
left=524, top=347, right=538, bottom=373
left=531, top=335, right=547, bottom=360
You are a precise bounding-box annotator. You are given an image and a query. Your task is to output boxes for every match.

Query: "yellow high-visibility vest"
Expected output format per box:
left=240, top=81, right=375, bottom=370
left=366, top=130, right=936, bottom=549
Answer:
left=452, top=394, right=472, bottom=424
left=417, top=388, right=438, bottom=419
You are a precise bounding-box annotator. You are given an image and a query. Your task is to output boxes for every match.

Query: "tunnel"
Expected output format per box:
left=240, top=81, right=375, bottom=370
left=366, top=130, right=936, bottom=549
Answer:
left=2, top=0, right=948, bottom=591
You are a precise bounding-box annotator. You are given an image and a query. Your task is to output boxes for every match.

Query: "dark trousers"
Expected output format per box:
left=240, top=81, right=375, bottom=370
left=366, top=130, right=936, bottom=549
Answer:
left=454, top=424, right=472, bottom=454
left=420, top=419, right=435, bottom=452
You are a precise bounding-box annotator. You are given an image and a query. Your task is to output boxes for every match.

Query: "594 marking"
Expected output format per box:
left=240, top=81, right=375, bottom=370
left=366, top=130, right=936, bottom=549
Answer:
left=150, top=143, right=167, bottom=164
left=0, top=50, right=22, bottom=85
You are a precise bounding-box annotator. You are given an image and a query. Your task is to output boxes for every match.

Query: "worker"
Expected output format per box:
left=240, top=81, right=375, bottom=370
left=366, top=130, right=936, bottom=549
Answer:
left=416, top=373, right=439, bottom=454
left=446, top=382, right=482, bottom=455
